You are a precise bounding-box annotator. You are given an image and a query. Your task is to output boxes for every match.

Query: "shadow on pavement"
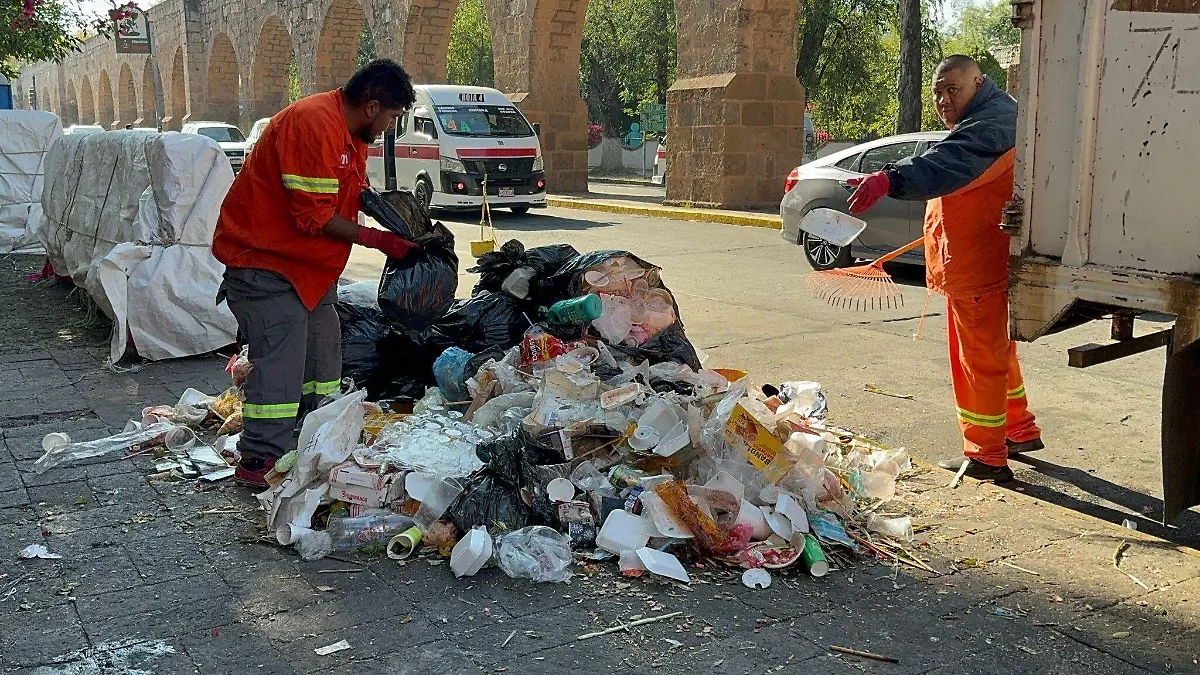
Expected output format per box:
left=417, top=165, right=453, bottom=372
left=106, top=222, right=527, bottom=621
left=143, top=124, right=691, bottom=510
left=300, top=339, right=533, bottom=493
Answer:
left=438, top=210, right=619, bottom=232
left=1009, top=455, right=1200, bottom=549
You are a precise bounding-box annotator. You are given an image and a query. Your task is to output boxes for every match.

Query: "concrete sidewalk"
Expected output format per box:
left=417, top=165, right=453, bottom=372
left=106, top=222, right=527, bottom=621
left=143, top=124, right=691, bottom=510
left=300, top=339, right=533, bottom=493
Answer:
left=547, top=193, right=782, bottom=229
left=1, top=256, right=1197, bottom=674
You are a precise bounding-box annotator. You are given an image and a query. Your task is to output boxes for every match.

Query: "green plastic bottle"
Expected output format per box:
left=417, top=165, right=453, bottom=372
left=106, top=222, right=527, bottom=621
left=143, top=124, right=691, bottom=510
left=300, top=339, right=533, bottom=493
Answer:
left=547, top=294, right=603, bottom=325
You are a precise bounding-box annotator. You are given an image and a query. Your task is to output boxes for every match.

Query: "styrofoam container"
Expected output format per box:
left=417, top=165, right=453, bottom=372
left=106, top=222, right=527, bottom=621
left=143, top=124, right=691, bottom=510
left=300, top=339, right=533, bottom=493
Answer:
left=635, top=547, right=690, bottom=583
left=450, top=528, right=493, bottom=578
left=596, top=510, right=650, bottom=554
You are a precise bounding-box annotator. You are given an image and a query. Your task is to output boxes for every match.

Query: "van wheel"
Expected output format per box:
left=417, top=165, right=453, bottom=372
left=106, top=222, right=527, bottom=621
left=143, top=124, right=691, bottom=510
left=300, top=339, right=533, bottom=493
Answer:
left=510, top=206, right=530, bottom=215
left=801, top=231, right=852, bottom=271
left=414, top=177, right=433, bottom=211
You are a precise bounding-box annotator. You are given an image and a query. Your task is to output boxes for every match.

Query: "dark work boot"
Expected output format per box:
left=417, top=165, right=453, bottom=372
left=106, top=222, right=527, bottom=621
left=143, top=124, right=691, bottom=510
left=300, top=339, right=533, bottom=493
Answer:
left=937, top=456, right=1015, bottom=483
left=234, top=456, right=276, bottom=489
left=1006, top=437, right=1045, bottom=457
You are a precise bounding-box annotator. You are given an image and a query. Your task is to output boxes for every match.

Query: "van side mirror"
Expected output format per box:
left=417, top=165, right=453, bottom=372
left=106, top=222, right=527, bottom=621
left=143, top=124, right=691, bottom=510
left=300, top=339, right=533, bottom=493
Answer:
left=533, top=122, right=541, bottom=138
left=422, top=119, right=438, bottom=139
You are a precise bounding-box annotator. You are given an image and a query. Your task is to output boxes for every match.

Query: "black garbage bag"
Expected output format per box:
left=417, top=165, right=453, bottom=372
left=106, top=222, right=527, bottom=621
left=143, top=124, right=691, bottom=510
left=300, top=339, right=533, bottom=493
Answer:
left=368, top=330, right=439, bottom=400
left=468, top=240, right=527, bottom=294
left=469, top=240, right=581, bottom=303
left=544, top=250, right=701, bottom=369
left=448, top=433, right=530, bottom=533
left=335, top=282, right=390, bottom=386
left=424, top=291, right=532, bottom=355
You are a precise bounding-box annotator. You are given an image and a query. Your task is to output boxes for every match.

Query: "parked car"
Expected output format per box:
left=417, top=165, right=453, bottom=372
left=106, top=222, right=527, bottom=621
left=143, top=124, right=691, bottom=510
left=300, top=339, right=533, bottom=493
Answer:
left=180, top=121, right=248, bottom=173
left=245, top=117, right=271, bottom=156
left=780, top=131, right=948, bottom=270
left=62, top=124, right=105, bottom=136
left=651, top=135, right=667, bottom=187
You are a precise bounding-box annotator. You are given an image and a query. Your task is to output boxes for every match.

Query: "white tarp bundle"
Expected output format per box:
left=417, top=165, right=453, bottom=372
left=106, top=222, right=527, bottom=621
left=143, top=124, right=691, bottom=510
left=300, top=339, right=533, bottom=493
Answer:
left=38, top=130, right=238, bottom=363
left=0, top=110, right=62, bottom=253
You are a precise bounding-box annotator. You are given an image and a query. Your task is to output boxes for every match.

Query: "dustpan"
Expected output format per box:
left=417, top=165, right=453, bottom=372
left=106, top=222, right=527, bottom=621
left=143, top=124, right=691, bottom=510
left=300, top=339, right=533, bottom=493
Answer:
left=799, top=208, right=867, bottom=247
left=470, top=174, right=497, bottom=257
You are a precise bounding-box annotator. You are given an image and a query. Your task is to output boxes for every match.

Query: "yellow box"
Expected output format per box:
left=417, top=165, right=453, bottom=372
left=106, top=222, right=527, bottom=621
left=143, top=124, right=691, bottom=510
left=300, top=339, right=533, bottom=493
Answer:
left=724, top=401, right=783, bottom=469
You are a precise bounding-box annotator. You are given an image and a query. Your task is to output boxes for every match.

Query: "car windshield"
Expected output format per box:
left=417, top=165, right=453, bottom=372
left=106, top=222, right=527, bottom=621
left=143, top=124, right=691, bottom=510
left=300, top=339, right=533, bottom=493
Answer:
left=198, top=126, right=245, bottom=143
left=434, top=105, right=533, bottom=138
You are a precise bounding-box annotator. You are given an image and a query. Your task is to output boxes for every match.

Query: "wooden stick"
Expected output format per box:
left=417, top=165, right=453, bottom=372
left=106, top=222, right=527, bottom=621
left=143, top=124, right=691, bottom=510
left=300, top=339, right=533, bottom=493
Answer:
left=863, top=384, right=915, bottom=400
left=576, top=612, right=682, bottom=641
left=829, top=645, right=899, bottom=664
left=998, top=560, right=1040, bottom=576
left=501, top=630, right=517, bottom=648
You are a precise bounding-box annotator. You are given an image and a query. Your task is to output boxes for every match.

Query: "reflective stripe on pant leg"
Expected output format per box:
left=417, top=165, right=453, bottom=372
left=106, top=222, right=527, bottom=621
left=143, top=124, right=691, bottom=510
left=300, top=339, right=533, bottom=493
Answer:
left=947, top=293, right=1011, bottom=467
left=301, top=284, right=343, bottom=415
left=1004, top=335, right=1042, bottom=443
left=222, top=267, right=307, bottom=460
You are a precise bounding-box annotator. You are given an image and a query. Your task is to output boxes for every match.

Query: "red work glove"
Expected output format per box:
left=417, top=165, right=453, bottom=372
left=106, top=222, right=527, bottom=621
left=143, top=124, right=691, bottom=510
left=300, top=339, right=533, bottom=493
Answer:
left=356, top=227, right=420, bottom=259
left=846, top=171, right=891, bottom=215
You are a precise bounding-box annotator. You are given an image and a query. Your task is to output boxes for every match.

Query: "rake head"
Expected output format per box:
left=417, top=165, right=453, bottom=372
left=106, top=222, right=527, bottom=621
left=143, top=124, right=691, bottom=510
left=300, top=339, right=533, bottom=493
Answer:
left=806, top=261, right=906, bottom=311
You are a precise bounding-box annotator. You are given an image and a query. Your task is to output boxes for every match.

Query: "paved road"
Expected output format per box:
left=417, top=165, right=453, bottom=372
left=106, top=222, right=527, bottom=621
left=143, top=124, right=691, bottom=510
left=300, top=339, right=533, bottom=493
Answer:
left=346, top=206, right=1197, bottom=545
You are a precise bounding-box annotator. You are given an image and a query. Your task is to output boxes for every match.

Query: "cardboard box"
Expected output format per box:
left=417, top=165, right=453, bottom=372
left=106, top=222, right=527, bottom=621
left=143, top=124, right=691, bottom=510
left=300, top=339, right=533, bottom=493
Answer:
left=329, top=462, right=406, bottom=508
left=724, top=400, right=784, bottom=470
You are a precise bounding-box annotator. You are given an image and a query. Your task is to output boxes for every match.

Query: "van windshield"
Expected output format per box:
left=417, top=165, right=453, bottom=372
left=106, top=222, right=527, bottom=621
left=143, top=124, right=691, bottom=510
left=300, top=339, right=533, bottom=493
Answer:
left=434, top=105, right=533, bottom=138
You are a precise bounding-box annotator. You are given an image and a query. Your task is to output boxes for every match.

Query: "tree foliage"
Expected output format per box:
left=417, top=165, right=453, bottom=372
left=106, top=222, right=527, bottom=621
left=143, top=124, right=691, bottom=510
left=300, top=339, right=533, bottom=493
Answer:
left=447, top=0, right=494, bottom=87
left=940, top=0, right=1018, bottom=89
left=579, top=0, right=675, bottom=137
left=2, top=0, right=87, bottom=79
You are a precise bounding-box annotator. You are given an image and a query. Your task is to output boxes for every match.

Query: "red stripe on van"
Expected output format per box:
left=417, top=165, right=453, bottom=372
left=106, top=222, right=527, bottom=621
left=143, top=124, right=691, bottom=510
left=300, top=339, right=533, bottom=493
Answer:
left=365, top=144, right=439, bottom=160
left=457, top=148, right=538, bottom=158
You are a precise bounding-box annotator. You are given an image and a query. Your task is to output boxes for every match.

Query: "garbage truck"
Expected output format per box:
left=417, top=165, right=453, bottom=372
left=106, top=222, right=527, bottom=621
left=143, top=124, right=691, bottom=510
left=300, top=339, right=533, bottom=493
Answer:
left=1004, top=0, right=1200, bottom=521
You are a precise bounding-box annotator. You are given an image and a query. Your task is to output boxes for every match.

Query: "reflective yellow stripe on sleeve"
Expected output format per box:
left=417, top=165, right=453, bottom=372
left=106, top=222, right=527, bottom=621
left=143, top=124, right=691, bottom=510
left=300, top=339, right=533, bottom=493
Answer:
left=956, top=408, right=1007, bottom=428
left=282, top=173, right=340, bottom=194
left=1006, top=385, right=1026, bottom=400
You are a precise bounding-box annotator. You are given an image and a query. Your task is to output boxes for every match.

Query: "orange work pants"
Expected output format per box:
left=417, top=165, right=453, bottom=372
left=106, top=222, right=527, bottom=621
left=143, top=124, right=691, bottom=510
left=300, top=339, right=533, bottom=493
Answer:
left=946, top=292, right=1041, bottom=466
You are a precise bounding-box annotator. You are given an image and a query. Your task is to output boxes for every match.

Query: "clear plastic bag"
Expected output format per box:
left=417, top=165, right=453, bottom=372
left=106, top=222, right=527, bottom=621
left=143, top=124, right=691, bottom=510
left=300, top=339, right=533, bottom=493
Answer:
left=495, top=526, right=574, bottom=583
left=699, top=380, right=747, bottom=457
left=295, top=530, right=333, bottom=561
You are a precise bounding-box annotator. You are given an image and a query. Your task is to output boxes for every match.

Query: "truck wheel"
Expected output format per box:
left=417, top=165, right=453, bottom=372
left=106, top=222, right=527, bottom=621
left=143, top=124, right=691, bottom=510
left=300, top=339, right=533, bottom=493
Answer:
left=510, top=206, right=530, bottom=215
left=414, top=176, right=433, bottom=211
left=801, top=231, right=852, bottom=271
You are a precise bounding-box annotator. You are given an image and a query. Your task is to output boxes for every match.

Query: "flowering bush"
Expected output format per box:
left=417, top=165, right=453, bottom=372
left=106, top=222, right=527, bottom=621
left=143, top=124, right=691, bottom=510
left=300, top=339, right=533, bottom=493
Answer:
left=91, top=1, right=141, bottom=35
left=587, top=123, right=603, bottom=149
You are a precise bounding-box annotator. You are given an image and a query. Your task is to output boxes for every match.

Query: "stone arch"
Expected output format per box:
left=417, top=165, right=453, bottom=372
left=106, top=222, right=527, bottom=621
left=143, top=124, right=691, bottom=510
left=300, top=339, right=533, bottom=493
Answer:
left=139, top=58, right=162, bottom=127
left=118, top=63, right=138, bottom=128
left=80, top=77, right=96, bottom=125
left=66, top=81, right=80, bottom=125
left=206, top=33, right=242, bottom=125
left=163, top=47, right=187, bottom=130
left=252, top=15, right=293, bottom=119
left=315, top=0, right=367, bottom=92
left=98, top=70, right=116, bottom=128
left=402, top=0, right=459, bottom=84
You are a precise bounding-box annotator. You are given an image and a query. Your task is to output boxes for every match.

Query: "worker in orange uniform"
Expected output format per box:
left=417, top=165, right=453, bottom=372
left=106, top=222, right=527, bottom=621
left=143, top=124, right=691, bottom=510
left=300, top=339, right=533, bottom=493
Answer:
left=213, top=59, right=419, bottom=488
left=847, top=55, right=1042, bottom=483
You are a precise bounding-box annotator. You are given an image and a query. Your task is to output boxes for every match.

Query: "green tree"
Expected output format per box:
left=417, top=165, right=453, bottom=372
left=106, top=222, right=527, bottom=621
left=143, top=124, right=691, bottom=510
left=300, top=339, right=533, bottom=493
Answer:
left=1, top=0, right=88, bottom=79
left=356, top=23, right=375, bottom=69
left=446, top=0, right=494, bottom=87
left=579, top=0, right=676, bottom=137
left=940, top=0, right=1018, bottom=89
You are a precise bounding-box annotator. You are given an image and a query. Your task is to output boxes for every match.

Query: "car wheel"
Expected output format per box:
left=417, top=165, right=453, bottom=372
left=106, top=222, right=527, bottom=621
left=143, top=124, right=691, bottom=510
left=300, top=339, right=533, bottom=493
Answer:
left=510, top=206, right=530, bottom=215
left=414, top=176, right=433, bottom=211
left=801, top=231, right=852, bottom=271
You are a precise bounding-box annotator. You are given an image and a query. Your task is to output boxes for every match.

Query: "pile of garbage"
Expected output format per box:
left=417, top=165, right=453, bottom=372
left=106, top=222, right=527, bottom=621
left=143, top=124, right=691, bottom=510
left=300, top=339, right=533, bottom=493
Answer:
left=30, top=192, right=920, bottom=587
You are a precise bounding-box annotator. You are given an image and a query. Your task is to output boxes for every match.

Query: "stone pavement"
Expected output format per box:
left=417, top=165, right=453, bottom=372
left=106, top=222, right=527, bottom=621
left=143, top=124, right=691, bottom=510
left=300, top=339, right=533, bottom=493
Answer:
left=1, top=258, right=1198, bottom=674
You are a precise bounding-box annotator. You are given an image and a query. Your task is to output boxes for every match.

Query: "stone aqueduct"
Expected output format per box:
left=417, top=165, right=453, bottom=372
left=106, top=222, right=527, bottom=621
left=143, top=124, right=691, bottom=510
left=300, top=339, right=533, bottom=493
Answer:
left=14, top=0, right=806, bottom=207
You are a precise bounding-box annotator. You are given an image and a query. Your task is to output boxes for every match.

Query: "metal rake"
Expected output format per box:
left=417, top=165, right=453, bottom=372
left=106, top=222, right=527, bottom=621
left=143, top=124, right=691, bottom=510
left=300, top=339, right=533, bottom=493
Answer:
left=806, top=238, right=924, bottom=311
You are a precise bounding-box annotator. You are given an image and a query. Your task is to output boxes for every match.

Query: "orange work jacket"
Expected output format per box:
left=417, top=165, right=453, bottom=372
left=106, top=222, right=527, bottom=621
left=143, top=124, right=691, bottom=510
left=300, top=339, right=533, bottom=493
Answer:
left=212, top=89, right=367, bottom=310
left=923, top=148, right=1015, bottom=299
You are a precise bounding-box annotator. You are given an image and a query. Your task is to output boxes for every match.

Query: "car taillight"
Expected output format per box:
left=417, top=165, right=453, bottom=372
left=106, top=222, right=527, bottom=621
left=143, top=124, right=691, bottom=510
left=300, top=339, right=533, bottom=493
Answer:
left=784, top=167, right=800, bottom=194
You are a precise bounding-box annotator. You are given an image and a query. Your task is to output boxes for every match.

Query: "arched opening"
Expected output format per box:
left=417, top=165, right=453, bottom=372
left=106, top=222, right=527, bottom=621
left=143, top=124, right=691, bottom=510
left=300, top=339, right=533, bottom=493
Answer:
left=315, top=0, right=367, bottom=92
left=98, top=70, right=116, bottom=128
left=139, top=58, right=162, bottom=127
left=118, top=63, right=137, bottom=127
left=80, top=78, right=95, bottom=125
left=252, top=16, right=293, bottom=119
left=579, top=0, right=676, bottom=176
left=446, top=0, right=492, bottom=86
left=40, top=88, right=52, bottom=113
left=206, top=33, right=242, bottom=126
left=66, top=81, right=79, bottom=125
left=165, top=47, right=187, bottom=130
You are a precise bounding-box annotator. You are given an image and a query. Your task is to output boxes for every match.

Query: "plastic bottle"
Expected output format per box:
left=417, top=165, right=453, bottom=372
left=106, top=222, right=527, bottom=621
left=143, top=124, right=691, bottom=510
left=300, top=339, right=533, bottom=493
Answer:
left=326, top=514, right=416, bottom=552
left=546, top=294, right=603, bottom=325
left=763, top=432, right=826, bottom=484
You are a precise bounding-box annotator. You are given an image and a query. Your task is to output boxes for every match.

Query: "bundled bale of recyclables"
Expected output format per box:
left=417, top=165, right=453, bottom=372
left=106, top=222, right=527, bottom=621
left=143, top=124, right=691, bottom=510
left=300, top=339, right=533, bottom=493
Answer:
left=0, top=110, right=62, bottom=254
left=37, top=130, right=238, bottom=362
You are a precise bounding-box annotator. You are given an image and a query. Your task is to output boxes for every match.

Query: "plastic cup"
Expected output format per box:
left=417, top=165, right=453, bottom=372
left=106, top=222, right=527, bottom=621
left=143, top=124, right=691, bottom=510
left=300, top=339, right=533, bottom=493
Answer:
left=41, top=432, right=71, bottom=453
left=800, top=534, right=829, bottom=577
left=386, top=527, right=423, bottom=560
left=546, top=478, right=575, bottom=503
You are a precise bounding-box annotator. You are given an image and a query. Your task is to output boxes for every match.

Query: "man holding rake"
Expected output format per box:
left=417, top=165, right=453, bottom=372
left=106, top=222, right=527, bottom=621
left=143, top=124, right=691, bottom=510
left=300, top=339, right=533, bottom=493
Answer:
left=846, top=54, right=1042, bottom=483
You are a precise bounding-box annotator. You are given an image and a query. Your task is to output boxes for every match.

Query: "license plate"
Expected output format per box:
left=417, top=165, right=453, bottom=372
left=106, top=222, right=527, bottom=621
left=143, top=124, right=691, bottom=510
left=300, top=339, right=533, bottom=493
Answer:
left=498, top=188, right=515, bottom=198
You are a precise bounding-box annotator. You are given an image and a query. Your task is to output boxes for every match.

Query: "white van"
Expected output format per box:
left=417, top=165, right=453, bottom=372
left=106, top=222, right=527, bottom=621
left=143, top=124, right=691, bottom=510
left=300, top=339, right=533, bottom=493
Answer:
left=180, top=121, right=248, bottom=173
left=367, top=85, right=546, bottom=214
